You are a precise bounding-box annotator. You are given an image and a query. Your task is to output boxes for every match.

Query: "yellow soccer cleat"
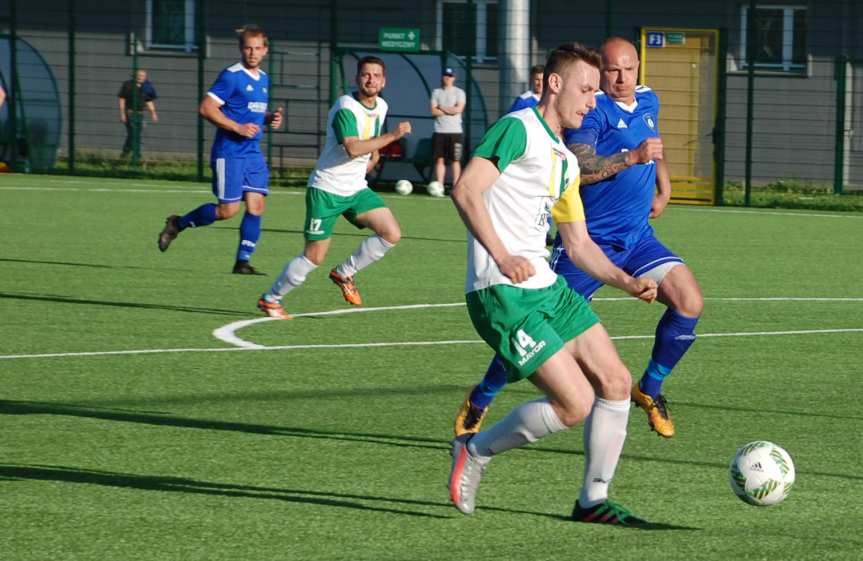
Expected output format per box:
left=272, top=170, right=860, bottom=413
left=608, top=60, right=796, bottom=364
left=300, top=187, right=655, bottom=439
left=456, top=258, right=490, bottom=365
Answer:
left=453, top=390, right=489, bottom=437
left=631, top=384, right=675, bottom=438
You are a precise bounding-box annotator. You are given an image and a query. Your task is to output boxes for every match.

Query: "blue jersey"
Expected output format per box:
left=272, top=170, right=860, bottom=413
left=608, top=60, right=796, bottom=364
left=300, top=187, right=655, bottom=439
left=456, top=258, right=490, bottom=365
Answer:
left=507, top=90, right=539, bottom=113
left=564, top=85, right=660, bottom=249
left=207, top=63, right=269, bottom=158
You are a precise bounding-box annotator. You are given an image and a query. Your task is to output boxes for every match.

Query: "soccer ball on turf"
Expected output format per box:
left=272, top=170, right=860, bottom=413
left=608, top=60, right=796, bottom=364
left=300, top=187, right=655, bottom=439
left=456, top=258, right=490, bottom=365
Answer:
left=394, top=179, right=413, bottom=195
left=729, top=441, right=795, bottom=506
left=426, top=180, right=445, bottom=197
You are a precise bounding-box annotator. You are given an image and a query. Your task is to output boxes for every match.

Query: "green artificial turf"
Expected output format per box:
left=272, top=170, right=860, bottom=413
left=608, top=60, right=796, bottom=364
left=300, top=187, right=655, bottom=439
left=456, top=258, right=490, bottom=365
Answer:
left=1, top=173, right=862, bottom=561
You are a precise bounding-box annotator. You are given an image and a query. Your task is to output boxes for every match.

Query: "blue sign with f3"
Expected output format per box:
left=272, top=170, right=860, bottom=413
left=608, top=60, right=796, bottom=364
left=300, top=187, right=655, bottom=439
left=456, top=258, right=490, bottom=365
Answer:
left=646, top=32, right=665, bottom=48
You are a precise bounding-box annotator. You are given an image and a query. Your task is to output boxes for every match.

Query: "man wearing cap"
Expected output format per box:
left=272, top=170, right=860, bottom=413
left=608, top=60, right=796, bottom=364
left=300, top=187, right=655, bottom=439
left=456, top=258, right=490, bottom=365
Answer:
left=430, top=67, right=466, bottom=188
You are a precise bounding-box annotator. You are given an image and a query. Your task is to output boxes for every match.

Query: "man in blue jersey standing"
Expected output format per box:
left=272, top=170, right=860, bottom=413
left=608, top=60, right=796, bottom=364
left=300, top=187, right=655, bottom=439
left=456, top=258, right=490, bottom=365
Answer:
left=157, top=25, right=282, bottom=275
left=454, top=37, right=703, bottom=439
left=506, top=65, right=544, bottom=113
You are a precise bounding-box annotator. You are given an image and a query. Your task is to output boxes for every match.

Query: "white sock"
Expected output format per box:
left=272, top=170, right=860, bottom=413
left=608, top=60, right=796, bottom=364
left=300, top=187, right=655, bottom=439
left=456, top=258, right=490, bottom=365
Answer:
left=579, top=398, right=630, bottom=508
left=266, top=255, right=318, bottom=300
left=336, top=235, right=394, bottom=278
left=470, top=398, right=567, bottom=458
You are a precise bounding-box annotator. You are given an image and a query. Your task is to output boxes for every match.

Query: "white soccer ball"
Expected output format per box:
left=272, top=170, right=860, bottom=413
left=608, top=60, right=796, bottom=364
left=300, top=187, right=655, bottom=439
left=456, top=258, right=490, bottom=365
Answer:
left=729, top=441, right=795, bottom=507
left=426, top=180, right=445, bottom=197
left=394, top=179, right=413, bottom=195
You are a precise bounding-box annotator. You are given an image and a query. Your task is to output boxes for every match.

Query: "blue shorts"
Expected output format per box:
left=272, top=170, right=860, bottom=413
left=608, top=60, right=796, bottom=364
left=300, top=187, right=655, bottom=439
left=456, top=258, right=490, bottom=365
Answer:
left=550, top=231, right=683, bottom=300
left=211, top=153, right=269, bottom=203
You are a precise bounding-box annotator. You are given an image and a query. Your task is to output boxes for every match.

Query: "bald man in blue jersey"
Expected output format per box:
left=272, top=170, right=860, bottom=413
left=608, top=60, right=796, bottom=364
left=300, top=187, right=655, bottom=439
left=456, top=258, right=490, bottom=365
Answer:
left=455, top=37, right=703, bottom=439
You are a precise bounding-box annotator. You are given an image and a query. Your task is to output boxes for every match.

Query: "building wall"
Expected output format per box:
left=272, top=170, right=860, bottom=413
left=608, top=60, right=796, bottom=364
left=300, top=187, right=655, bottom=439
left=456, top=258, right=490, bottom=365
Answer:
left=5, top=0, right=862, bottom=188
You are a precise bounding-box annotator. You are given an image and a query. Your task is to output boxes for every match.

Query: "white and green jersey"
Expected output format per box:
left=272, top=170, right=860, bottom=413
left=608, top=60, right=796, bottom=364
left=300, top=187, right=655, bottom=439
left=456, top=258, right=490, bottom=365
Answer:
left=308, top=94, right=388, bottom=196
left=466, top=106, right=586, bottom=293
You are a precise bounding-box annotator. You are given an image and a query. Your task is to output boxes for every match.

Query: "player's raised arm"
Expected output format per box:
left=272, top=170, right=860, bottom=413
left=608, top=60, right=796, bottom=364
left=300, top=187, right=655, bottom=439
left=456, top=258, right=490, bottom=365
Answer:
left=342, top=121, right=410, bottom=159
left=568, top=137, right=663, bottom=185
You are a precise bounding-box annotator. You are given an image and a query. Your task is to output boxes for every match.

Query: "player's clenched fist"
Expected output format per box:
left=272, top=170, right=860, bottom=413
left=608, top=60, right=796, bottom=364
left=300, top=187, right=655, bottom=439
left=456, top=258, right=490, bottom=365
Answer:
left=498, top=255, right=536, bottom=285
left=395, top=121, right=412, bottom=138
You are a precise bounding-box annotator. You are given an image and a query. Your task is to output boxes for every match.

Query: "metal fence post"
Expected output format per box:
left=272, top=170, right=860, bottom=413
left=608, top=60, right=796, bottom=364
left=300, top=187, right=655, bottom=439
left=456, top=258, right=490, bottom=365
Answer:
left=464, top=0, right=473, bottom=155
left=130, top=32, right=141, bottom=166
left=267, top=38, right=274, bottom=171
left=9, top=0, right=18, bottom=171
left=833, top=55, right=847, bottom=195
left=744, top=0, right=756, bottom=207
left=68, top=0, right=75, bottom=172
left=714, top=28, right=728, bottom=206
left=196, top=0, right=205, bottom=182
left=328, top=0, right=338, bottom=105
left=605, top=0, right=612, bottom=38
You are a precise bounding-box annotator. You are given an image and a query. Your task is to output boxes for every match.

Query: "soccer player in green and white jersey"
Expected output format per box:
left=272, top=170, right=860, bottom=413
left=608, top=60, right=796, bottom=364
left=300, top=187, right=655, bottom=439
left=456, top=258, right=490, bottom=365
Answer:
left=258, top=56, right=411, bottom=319
left=447, top=44, right=657, bottom=525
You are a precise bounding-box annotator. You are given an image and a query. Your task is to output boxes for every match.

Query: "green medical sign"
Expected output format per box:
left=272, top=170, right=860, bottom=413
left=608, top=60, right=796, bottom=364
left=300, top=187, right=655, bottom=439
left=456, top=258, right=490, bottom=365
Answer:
left=666, top=32, right=686, bottom=45
left=379, top=27, right=420, bottom=52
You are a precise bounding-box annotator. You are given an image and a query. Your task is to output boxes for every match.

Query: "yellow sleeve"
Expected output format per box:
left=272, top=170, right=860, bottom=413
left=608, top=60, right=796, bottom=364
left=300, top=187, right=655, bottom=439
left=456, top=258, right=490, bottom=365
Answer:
left=551, top=175, right=585, bottom=224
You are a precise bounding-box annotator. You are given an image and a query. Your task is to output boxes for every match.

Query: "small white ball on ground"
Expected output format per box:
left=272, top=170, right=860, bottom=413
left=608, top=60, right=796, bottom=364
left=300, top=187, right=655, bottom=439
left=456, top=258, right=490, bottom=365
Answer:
left=394, top=179, right=413, bottom=195
left=426, top=181, right=445, bottom=197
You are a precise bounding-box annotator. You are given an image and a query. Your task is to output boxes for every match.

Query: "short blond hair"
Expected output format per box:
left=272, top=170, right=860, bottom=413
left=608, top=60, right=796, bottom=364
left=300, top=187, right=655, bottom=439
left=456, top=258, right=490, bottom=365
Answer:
left=236, top=25, right=268, bottom=48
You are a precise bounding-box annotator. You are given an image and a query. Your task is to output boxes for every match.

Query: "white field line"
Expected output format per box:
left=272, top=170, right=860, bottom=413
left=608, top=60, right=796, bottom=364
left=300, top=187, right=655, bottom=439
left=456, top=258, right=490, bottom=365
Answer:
left=674, top=206, right=863, bottom=220
left=0, top=186, right=303, bottom=196
left=0, top=185, right=449, bottom=201
left=213, top=299, right=863, bottom=348
left=1, top=327, right=862, bottom=362
left=212, top=303, right=467, bottom=349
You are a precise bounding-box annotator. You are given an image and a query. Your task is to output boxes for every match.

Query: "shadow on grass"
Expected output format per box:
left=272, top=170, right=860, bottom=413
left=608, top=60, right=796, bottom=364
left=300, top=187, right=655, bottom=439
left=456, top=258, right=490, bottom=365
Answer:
left=0, top=292, right=249, bottom=317
left=541, top=513, right=700, bottom=531
left=3, top=400, right=860, bottom=484
left=214, top=225, right=466, bottom=245
left=674, top=400, right=863, bottom=422
left=0, top=257, right=115, bottom=269
left=0, top=464, right=445, bottom=519
left=64, top=384, right=468, bottom=409
left=0, top=400, right=447, bottom=452
left=0, top=257, right=193, bottom=273
left=0, top=463, right=699, bottom=529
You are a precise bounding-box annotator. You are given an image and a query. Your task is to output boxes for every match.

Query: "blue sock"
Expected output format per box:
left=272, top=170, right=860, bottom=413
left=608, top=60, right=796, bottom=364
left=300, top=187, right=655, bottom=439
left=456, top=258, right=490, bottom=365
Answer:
left=469, top=355, right=508, bottom=409
left=237, top=212, right=262, bottom=262
left=639, top=308, right=699, bottom=398
left=178, top=203, right=218, bottom=229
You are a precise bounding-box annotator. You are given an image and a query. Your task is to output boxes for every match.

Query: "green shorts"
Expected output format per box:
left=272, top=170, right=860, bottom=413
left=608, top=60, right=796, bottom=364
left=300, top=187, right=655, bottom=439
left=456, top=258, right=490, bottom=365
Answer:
left=466, top=276, right=599, bottom=382
left=304, top=187, right=387, bottom=240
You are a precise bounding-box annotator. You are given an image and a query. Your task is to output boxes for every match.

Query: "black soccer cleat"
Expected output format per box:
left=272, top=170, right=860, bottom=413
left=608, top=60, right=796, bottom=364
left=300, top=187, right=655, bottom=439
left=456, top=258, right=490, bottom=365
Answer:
left=157, top=215, right=182, bottom=252
left=232, top=261, right=265, bottom=275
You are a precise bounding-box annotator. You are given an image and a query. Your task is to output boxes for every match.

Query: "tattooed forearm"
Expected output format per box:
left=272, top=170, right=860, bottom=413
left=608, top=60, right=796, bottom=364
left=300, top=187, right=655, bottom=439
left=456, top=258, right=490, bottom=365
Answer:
left=569, top=143, right=632, bottom=185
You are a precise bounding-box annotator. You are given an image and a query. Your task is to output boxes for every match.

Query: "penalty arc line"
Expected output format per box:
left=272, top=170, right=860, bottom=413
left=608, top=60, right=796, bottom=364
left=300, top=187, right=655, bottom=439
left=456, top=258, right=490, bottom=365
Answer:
left=213, top=303, right=468, bottom=349
left=1, top=327, right=862, bottom=361
left=213, top=298, right=863, bottom=349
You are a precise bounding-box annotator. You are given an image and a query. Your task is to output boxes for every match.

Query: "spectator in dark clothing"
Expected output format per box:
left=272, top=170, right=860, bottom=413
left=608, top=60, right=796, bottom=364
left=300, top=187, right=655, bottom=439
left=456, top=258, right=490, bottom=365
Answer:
left=118, top=69, right=158, bottom=157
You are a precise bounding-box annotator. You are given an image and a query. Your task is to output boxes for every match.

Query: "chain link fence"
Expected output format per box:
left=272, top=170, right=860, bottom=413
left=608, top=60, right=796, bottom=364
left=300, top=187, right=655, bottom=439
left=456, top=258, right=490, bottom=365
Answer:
left=2, top=0, right=861, bottom=198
